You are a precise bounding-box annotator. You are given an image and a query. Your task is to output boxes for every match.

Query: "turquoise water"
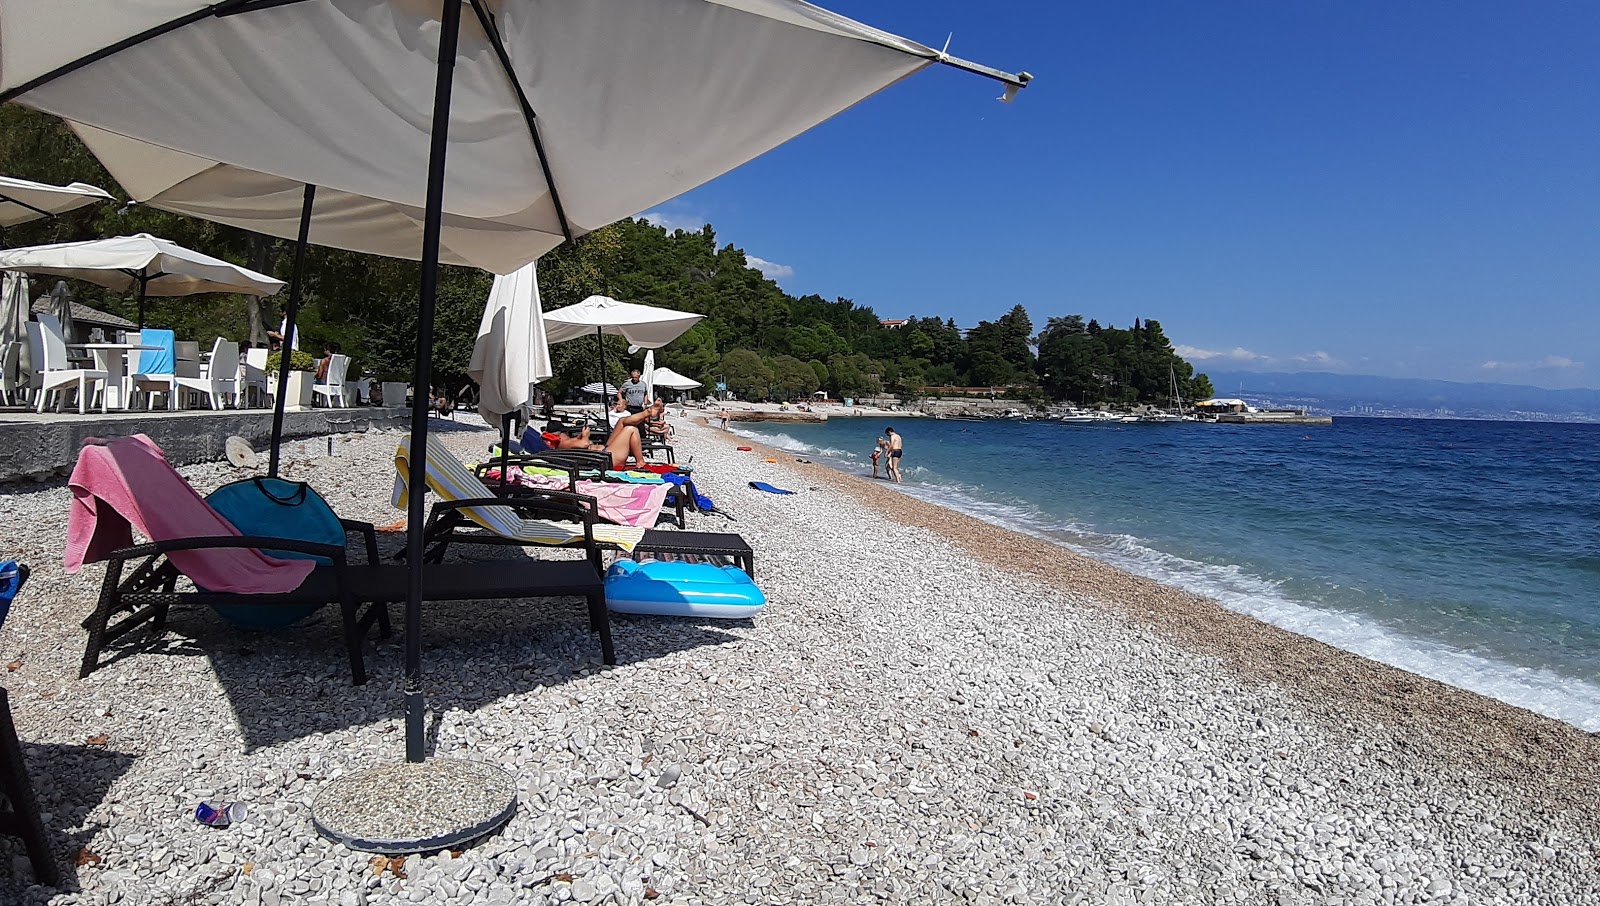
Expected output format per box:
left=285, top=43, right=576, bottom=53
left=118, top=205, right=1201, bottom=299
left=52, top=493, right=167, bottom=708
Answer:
left=733, top=416, right=1600, bottom=730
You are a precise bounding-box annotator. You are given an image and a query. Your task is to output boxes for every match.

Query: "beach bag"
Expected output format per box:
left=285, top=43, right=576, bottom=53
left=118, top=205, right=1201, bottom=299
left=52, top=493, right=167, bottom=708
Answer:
left=0, top=561, right=27, bottom=632
left=202, top=478, right=346, bottom=629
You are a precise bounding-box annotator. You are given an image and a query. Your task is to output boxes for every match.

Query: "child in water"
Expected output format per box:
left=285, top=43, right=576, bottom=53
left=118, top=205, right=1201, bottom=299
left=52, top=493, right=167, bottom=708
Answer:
left=871, top=437, right=887, bottom=479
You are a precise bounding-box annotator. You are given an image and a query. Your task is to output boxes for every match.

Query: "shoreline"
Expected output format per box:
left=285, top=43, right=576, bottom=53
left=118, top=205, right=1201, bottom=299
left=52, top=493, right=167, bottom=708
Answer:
left=0, top=416, right=1595, bottom=903
left=704, top=417, right=1600, bottom=813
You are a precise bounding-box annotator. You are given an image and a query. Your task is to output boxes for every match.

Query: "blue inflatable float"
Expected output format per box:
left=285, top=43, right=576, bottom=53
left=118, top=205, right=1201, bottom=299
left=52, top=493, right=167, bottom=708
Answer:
left=605, top=560, right=766, bottom=619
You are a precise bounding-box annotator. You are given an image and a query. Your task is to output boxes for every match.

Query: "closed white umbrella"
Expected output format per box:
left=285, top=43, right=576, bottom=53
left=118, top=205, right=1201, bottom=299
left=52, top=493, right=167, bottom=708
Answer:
left=469, top=261, right=550, bottom=478
left=0, top=271, right=27, bottom=346
left=48, top=280, right=73, bottom=341
left=0, top=174, right=112, bottom=230
left=652, top=366, right=703, bottom=391
left=641, top=349, right=656, bottom=405
left=0, top=233, right=284, bottom=326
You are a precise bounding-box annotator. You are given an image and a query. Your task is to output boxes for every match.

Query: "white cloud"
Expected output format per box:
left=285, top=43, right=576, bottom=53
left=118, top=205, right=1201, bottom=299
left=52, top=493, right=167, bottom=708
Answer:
left=1293, top=350, right=1343, bottom=366
left=1175, top=344, right=1268, bottom=362
left=745, top=255, right=794, bottom=280
left=638, top=210, right=708, bottom=233
left=1480, top=355, right=1583, bottom=372
left=1537, top=355, right=1581, bottom=370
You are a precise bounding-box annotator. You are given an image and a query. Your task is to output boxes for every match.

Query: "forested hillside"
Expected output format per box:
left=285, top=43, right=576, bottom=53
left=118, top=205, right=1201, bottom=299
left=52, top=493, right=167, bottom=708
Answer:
left=1, top=106, right=1211, bottom=405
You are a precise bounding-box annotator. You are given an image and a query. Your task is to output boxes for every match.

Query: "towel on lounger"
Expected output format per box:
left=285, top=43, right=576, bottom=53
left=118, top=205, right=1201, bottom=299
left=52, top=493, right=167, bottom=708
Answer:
left=64, top=435, right=314, bottom=594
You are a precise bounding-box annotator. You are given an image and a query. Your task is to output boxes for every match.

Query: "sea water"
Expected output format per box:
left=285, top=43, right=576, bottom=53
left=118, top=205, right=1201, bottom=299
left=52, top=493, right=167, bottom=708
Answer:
left=732, top=415, right=1600, bottom=731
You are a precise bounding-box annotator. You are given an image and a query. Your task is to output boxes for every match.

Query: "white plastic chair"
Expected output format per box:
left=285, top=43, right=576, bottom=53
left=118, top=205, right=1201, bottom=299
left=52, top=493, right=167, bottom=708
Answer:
left=174, top=338, right=239, bottom=410
left=0, top=341, right=18, bottom=405
left=313, top=354, right=350, bottom=408
left=239, top=347, right=269, bottom=408
left=129, top=329, right=181, bottom=411
left=29, top=315, right=107, bottom=414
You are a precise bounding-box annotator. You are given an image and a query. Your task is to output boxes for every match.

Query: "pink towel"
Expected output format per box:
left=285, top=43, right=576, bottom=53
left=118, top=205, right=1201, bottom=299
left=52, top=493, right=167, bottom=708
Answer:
left=64, top=435, right=315, bottom=594
left=483, top=469, right=672, bottom=528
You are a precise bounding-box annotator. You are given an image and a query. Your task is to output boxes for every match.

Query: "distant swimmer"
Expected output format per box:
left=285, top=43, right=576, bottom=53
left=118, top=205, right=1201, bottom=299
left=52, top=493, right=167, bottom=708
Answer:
left=884, top=426, right=903, bottom=483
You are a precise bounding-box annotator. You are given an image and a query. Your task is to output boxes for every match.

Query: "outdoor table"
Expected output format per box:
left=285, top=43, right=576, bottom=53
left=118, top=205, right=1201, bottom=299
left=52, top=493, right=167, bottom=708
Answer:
left=68, top=343, right=161, bottom=410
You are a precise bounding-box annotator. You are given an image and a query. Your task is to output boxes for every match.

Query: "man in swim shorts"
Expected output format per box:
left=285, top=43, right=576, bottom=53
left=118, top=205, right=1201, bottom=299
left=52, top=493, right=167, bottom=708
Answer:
left=884, top=426, right=903, bottom=483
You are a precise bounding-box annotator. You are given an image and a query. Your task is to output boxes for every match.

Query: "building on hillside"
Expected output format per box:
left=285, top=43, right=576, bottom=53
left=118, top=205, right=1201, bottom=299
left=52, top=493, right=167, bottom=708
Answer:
left=878, top=318, right=908, bottom=328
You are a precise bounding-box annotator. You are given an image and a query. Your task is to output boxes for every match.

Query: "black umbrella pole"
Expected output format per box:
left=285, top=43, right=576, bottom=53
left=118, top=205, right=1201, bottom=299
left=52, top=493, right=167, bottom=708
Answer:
left=403, top=0, right=463, bottom=765
left=136, top=275, right=148, bottom=329
left=267, top=183, right=317, bottom=478
left=498, top=413, right=512, bottom=489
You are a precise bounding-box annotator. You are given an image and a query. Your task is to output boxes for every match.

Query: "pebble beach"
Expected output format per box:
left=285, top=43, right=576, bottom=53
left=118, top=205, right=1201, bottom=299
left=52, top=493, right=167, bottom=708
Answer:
left=0, top=415, right=1596, bottom=905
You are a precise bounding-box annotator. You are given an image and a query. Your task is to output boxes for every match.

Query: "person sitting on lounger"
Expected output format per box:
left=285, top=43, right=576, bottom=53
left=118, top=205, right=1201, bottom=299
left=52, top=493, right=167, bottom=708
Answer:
left=548, top=402, right=661, bottom=470
left=645, top=398, right=672, bottom=441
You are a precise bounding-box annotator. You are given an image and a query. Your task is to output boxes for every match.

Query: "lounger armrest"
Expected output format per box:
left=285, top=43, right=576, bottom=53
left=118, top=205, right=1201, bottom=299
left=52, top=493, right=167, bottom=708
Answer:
left=339, top=519, right=380, bottom=564
left=429, top=491, right=600, bottom=525
left=106, top=535, right=348, bottom=564
left=475, top=455, right=581, bottom=486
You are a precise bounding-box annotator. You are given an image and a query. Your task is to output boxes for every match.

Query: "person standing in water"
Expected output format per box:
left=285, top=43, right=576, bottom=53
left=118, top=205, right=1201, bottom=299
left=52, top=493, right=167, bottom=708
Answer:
left=884, top=426, right=903, bottom=482
left=870, top=437, right=887, bottom=479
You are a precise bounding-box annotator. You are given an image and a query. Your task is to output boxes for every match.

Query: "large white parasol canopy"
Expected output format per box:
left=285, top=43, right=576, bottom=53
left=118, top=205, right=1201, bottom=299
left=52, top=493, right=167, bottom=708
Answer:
left=0, top=174, right=112, bottom=229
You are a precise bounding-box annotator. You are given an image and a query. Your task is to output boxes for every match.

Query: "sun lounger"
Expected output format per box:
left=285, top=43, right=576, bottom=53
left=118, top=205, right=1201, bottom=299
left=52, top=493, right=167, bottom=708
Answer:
left=393, top=435, right=646, bottom=569
left=474, top=451, right=686, bottom=528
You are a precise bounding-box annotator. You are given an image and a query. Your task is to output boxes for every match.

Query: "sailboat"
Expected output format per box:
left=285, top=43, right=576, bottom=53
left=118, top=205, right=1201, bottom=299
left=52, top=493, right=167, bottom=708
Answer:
left=1138, top=368, right=1188, bottom=422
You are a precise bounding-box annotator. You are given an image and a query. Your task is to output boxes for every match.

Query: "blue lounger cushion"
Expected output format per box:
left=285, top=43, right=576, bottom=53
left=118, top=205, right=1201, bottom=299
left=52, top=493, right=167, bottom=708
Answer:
left=605, top=560, right=766, bottom=619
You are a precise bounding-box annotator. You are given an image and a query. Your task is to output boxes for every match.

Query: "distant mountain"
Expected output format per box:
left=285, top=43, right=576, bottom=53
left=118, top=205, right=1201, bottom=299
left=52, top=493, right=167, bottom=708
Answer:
left=1202, top=371, right=1600, bottom=422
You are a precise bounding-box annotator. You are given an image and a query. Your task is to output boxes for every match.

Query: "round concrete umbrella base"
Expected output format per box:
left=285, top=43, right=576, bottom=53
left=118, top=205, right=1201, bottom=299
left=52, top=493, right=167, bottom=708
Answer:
left=311, top=759, right=517, bottom=855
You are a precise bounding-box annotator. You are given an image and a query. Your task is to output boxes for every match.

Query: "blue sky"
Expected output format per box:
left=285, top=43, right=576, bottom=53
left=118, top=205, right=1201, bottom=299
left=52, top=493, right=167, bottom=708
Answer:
left=643, top=1, right=1600, bottom=389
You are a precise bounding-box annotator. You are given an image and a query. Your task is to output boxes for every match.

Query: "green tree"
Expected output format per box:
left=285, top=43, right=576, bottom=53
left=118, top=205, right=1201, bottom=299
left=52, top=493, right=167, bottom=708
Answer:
left=770, top=354, right=819, bottom=399
left=720, top=348, right=771, bottom=400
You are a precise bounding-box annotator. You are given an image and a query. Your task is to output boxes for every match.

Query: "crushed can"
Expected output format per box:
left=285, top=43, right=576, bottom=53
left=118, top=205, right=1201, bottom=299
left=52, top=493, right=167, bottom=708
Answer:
left=195, top=801, right=248, bottom=828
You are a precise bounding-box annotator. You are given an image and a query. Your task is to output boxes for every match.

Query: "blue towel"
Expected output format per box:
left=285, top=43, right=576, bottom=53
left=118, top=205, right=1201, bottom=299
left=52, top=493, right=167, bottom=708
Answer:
left=519, top=426, right=550, bottom=453
left=748, top=481, right=794, bottom=495
left=136, top=328, right=176, bottom=375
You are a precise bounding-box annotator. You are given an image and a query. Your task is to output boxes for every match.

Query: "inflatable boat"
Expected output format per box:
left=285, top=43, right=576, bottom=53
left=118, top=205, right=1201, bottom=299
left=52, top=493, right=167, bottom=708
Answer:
left=605, top=560, right=766, bottom=618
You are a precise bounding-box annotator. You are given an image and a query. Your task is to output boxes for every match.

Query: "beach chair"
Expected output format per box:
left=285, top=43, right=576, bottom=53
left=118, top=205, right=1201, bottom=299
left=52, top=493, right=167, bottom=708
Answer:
left=479, top=448, right=688, bottom=528
left=0, top=341, right=19, bottom=405
left=27, top=315, right=107, bottom=414
left=394, top=435, right=646, bottom=570
left=70, top=435, right=391, bottom=684
left=174, top=338, right=238, bottom=410
left=313, top=353, right=350, bottom=408
left=238, top=347, right=269, bottom=408
left=129, top=328, right=180, bottom=411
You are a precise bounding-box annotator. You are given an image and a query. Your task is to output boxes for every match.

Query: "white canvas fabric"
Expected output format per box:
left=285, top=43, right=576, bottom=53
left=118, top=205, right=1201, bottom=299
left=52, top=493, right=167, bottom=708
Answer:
left=543, top=296, right=703, bottom=349
left=0, top=233, right=283, bottom=296
left=0, top=271, right=28, bottom=346
left=651, top=367, right=703, bottom=391
left=469, top=261, right=551, bottom=423
left=0, top=174, right=113, bottom=227
left=0, top=0, right=954, bottom=275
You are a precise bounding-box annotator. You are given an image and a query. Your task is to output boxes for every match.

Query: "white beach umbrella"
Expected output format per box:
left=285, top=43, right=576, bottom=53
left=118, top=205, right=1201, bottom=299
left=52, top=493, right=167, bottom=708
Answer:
left=641, top=349, right=656, bottom=404
left=0, top=0, right=1029, bottom=833
left=652, top=367, right=703, bottom=391
left=546, top=296, right=703, bottom=425
left=0, top=233, right=284, bottom=326
left=469, top=261, right=551, bottom=474
left=544, top=296, right=705, bottom=348
left=0, top=174, right=112, bottom=230
left=4, top=5, right=1026, bottom=276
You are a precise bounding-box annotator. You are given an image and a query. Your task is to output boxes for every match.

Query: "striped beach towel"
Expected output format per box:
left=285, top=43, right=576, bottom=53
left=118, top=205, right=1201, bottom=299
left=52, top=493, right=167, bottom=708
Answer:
left=393, top=435, right=644, bottom=551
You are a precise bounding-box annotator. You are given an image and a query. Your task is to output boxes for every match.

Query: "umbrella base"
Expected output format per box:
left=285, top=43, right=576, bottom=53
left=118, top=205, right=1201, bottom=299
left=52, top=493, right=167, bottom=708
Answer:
left=310, top=758, right=517, bottom=854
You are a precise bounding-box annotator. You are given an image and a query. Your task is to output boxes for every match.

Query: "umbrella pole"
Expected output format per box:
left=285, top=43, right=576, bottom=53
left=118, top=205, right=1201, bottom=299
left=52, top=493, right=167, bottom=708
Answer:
left=402, top=0, right=464, bottom=765
left=267, top=183, right=317, bottom=478
left=135, top=274, right=148, bottom=329
left=498, top=413, right=512, bottom=489
left=596, top=326, right=611, bottom=429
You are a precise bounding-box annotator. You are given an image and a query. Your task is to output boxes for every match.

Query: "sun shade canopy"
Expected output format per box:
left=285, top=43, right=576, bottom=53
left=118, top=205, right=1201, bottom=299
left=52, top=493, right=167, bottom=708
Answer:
left=0, top=233, right=284, bottom=296
left=651, top=366, right=703, bottom=390
left=543, top=296, right=704, bottom=348
left=0, top=174, right=112, bottom=227
left=0, top=1, right=1029, bottom=276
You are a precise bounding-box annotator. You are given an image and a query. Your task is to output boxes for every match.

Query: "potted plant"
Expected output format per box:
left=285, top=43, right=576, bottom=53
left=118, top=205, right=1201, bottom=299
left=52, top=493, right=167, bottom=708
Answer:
left=265, top=349, right=317, bottom=411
